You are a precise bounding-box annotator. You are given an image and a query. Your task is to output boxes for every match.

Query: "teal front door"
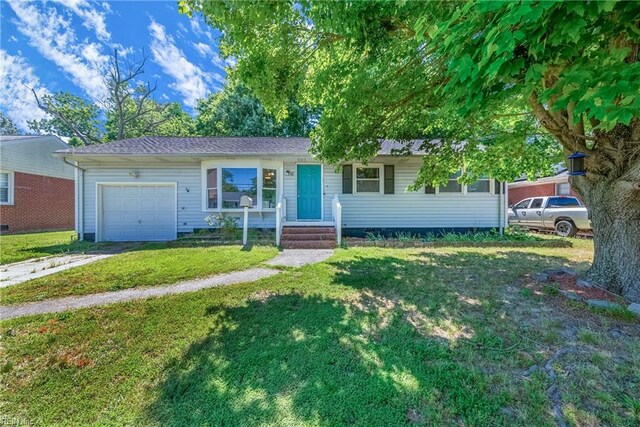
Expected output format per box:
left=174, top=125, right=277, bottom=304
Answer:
left=297, top=165, right=322, bottom=220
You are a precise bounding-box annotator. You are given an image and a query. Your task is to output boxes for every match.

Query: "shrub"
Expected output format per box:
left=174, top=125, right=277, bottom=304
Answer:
left=365, top=232, right=385, bottom=241
left=205, top=214, right=239, bottom=240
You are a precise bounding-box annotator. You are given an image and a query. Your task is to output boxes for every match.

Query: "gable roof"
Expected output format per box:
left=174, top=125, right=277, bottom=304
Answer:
left=56, top=136, right=426, bottom=157
left=0, top=134, right=70, bottom=149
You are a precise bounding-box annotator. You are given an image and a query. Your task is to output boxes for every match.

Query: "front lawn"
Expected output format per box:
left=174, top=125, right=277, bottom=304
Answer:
left=2, top=241, right=638, bottom=426
left=0, top=243, right=279, bottom=305
left=0, top=231, right=105, bottom=265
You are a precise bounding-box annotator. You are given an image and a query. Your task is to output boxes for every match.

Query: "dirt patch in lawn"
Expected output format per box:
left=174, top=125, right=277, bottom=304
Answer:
left=547, top=271, right=628, bottom=304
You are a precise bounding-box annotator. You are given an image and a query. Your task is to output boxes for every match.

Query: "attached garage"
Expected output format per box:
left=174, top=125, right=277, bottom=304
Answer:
left=96, top=183, right=177, bottom=242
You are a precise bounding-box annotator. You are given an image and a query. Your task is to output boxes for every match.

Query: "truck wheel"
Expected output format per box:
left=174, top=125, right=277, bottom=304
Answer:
left=555, top=220, right=577, bottom=237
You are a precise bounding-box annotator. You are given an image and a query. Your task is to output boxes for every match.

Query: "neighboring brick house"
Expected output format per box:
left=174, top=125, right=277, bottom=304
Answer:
left=508, top=168, right=582, bottom=206
left=0, top=135, right=75, bottom=233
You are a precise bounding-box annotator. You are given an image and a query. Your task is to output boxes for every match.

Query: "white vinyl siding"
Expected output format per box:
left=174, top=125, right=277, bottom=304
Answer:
left=79, top=156, right=501, bottom=237
left=0, top=136, right=73, bottom=179
left=323, top=157, right=500, bottom=228
left=81, top=165, right=276, bottom=235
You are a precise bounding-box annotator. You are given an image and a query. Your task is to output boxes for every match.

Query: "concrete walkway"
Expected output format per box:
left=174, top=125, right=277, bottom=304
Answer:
left=0, top=249, right=333, bottom=321
left=1, top=254, right=114, bottom=288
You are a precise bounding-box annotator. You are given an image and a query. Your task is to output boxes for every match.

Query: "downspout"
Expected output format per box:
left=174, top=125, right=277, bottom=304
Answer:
left=503, top=182, right=509, bottom=235
left=63, top=157, right=86, bottom=240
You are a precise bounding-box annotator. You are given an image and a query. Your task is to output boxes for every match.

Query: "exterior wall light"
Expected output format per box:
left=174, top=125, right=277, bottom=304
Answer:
left=129, top=171, right=139, bottom=178
left=568, top=152, right=587, bottom=176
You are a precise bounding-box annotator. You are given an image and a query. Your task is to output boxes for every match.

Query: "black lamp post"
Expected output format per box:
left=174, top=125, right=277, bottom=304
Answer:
left=568, top=152, right=587, bottom=176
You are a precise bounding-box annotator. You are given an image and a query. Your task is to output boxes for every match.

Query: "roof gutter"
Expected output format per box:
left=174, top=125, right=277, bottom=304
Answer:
left=62, top=156, right=86, bottom=172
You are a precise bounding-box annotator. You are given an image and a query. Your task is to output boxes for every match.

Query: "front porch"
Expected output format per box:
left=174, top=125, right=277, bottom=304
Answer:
left=276, top=195, right=342, bottom=248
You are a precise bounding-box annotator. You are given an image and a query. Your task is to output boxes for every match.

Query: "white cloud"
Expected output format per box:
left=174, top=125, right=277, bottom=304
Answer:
left=9, top=36, right=18, bottom=42
left=51, top=0, right=111, bottom=41
left=148, top=18, right=218, bottom=108
left=189, top=18, right=215, bottom=43
left=0, top=50, right=49, bottom=131
left=9, top=0, right=109, bottom=101
left=193, top=42, right=212, bottom=57
left=192, top=42, right=228, bottom=84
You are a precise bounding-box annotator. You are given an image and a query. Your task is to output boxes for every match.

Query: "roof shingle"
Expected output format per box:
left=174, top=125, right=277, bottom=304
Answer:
left=57, top=136, right=425, bottom=156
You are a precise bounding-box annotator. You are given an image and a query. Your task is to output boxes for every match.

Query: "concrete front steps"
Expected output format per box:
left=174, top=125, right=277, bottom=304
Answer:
left=281, top=226, right=337, bottom=249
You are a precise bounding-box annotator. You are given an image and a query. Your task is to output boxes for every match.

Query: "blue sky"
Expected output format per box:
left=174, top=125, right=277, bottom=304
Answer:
left=0, top=0, right=230, bottom=131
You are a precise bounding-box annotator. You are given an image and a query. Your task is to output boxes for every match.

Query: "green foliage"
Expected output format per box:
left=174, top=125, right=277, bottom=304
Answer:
left=195, top=82, right=316, bottom=137
left=0, top=231, right=105, bottom=265
left=0, top=112, right=21, bottom=135
left=365, top=231, right=385, bottom=241
left=182, top=0, right=638, bottom=185
left=105, top=100, right=195, bottom=141
left=205, top=213, right=239, bottom=240
left=27, top=92, right=102, bottom=146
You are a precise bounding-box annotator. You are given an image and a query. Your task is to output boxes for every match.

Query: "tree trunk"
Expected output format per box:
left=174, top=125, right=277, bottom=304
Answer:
left=573, top=175, right=640, bottom=303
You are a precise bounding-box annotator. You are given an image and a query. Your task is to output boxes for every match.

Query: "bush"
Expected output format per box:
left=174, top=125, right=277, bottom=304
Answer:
left=204, top=214, right=239, bottom=240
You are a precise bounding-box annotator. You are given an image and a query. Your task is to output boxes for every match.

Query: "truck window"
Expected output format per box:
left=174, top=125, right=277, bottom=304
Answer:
left=514, top=199, right=531, bottom=209
left=530, top=198, right=544, bottom=209
left=547, top=197, right=580, bottom=208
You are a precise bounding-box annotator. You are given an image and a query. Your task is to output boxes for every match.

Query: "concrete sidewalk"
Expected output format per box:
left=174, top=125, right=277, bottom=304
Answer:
left=0, top=249, right=334, bottom=320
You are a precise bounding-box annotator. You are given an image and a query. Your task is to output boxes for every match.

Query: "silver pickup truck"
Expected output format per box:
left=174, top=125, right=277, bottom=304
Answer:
left=508, top=196, right=591, bottom=237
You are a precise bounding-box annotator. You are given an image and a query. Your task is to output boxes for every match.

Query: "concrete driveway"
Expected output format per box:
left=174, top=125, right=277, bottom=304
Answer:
left=1, top=254, right=113, bottom=288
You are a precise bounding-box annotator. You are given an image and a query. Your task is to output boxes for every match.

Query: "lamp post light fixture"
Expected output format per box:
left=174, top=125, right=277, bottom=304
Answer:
left=568, top=152, right=587, bottom=176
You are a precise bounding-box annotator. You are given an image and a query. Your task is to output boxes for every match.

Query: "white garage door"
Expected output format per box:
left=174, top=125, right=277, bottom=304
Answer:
left=100, top=184, right=176, bottom=242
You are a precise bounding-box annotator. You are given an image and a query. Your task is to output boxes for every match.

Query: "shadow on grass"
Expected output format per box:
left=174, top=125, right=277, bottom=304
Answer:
left=145, top=250, right=590, bottom=426
left=145, top=294, right=505, bottom=426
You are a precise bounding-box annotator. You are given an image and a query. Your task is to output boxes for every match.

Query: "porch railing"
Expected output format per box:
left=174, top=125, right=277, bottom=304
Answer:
left=276, top=197, right=286, bottom=246
left=331, top=194, right=342, bottom=246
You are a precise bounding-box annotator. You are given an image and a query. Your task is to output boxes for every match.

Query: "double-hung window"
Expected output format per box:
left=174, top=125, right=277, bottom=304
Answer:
left=204, top=163, right=278, bottom=210
left=262, top=168, right=277, bottom=208
left=467, top=176, right=491, bottom=193
left=556, top=182, right=570, bottom=195
left=0, top=171, right=13, bottom=205
left=206, top=168, right=218, bottom=209
left=440, top=172, right=462, bottom=193
left=354, top=165, right=382, bottom=193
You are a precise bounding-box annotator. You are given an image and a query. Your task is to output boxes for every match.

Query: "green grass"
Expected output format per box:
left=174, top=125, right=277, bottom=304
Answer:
left=0, top=243, right=278, bottom=305
left=0, top=231, right=105, bottom=265
left=1, top=241, right=638, bottom=426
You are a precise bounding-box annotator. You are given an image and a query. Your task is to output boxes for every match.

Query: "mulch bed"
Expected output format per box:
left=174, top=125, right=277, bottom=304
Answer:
left=345, top=238, right=571, bottom=248
left=547, top=272, right=627, bottom=304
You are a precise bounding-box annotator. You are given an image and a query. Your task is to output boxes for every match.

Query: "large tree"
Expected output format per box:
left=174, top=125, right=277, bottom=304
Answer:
left=182, top=0, right=640, bottom=301
left=0, top=112, right=22, bottom=135
left=106, top=100, right=195, bottom=140
left=31, top=49, right=195, bottom=144
left=29, top=92, right=103, bottom=146
left=195, top=82, right=316, bottom=137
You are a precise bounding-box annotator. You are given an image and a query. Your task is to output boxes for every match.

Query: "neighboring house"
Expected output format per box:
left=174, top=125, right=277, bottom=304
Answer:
left=57, top=137, right=508, bottom=247
left=508, top=167, right=581, bottom=207
left=0, top=135, right=75, bottom=234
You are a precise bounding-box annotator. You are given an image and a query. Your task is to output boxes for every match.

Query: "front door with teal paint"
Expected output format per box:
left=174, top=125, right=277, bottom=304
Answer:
left=297, top=164, right=322, bottom=220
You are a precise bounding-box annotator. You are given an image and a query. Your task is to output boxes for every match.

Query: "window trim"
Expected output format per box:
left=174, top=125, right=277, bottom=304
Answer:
left=262, top=167, right=278, bottom=209
left=556, top=182, right=571, bottom=196
left=425, top=174, right=496, bottom=196
left=201, top=160, right=282, bottom=212
left=205, top=168, right=218, bottom=210
left=352, top=163, right=384, bottom=195
left=466, top=177, right=492, bottom=194
left=0, top=170, right=14, bottom=206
